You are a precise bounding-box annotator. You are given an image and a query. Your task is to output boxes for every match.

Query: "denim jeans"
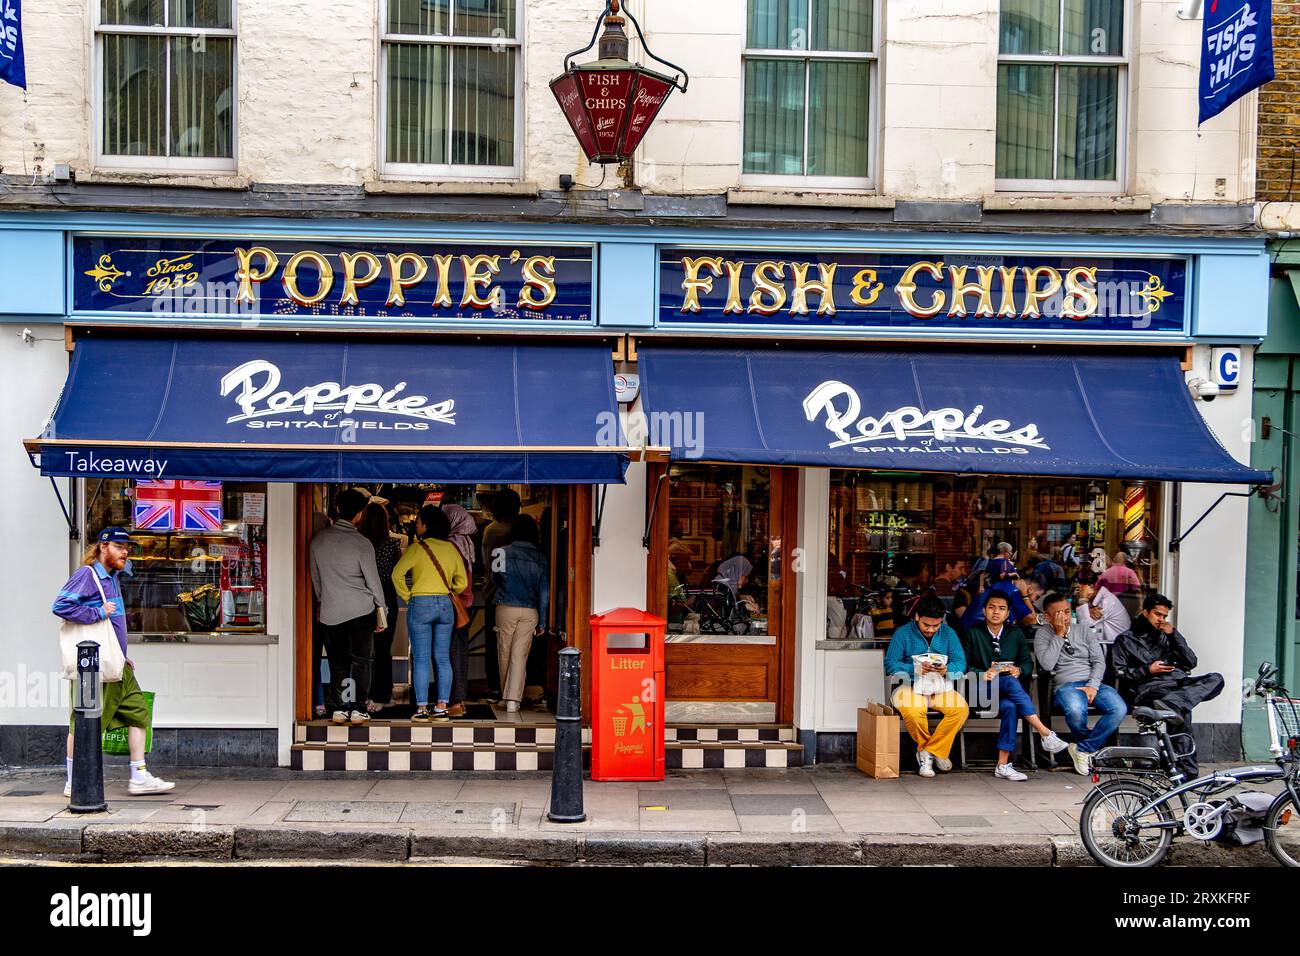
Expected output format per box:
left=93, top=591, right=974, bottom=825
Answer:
left=989, top=674, right=1037, bottom=754
left=1054, top=680, right=1127, bottom=753
left=407, top=595, right=455, bottom=707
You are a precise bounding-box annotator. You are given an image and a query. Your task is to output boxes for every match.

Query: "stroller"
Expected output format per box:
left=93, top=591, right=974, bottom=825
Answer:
left=674, top=583, right=753, bottom=635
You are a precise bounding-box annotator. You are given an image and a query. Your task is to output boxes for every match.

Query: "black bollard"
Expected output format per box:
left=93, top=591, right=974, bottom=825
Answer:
left=69, top=640, right=107, bottom=814
left=547, top=646, right=586, bottom=823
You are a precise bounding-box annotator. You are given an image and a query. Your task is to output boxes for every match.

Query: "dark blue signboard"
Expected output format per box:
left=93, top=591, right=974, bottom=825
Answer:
left=658, top=249, right=1188, bottom=335
left=0, top=0, right=24, bottom=90
left=1199, top=0, right=1274, bottom=125
left=73, top=236, right=595, bottom=325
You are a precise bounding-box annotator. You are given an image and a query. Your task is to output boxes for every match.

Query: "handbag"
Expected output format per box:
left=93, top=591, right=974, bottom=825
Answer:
left=60, top=570, right=126, bottom=683
left=421, top=541, right=470, bottom=629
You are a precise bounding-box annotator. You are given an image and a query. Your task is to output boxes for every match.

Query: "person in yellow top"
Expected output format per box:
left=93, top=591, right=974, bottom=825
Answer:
left=392, top=505, right=468, bottom=721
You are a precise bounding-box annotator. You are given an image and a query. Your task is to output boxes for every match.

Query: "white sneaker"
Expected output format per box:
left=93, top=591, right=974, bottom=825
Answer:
left=927, top=750, right=953, bottom=773
left=995, top=763, right=1028, bottom=782
left=331, top=710, right=349, bottom=724
left=128, top=771, right=175, bottom=796
left=917, top=749, right=935, bottom=778
left=505, top=701, right=520, bottom=713
left=349, top=710, right=369, bottom=725
left=1067, top=743, right=1092, bottom=776
left=63, top=781, right=71, bottom=798
left=1040, top=732, right=1069, bottom=755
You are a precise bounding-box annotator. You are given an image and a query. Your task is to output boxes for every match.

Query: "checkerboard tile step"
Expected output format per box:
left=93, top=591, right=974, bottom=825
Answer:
left=665, top=725, right=795, bottom=743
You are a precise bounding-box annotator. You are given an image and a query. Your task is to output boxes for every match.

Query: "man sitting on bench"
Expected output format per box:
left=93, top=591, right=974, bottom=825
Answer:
left=964, top=591, right=1068, bottom=781
left=1112, top=594, right=1223, bottom=778
left=1034, top=593, right=1128, bottom=775
left=884, top=595, right=969, bottom=778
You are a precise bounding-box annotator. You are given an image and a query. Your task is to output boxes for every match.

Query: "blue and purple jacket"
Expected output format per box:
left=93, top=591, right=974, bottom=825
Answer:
left=52, top=561, right=128, bottom=657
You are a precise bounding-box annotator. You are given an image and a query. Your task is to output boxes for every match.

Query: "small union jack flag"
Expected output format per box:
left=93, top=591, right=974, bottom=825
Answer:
left=134, top=480, right=224, bottom=531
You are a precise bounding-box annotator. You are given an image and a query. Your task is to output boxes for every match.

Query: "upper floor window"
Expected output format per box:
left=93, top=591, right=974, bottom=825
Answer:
left=996, top=0, right=1127, bottom=190
left=381, top=0, right=521, bottom=178
left=742, top=0, right=876, bottom=186
left=95, top=1, right=236, bottom=170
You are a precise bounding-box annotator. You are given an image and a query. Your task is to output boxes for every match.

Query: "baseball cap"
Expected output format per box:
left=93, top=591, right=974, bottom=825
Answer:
left=97, top=527, right=135, bottom=545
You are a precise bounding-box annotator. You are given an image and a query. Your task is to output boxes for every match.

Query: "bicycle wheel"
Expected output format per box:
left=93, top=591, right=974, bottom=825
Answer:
left=1079, top=778, right=1175, bottom=867
left=1265, top=792, right=1300, bottom=868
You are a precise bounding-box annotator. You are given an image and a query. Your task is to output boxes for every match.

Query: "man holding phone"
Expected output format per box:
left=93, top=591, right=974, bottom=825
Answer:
left=1112, top=594, right=1223, bottom=777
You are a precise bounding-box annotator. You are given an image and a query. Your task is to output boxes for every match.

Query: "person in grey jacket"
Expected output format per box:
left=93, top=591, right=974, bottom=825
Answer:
left=310, top=489, right=386, bottom=726
left=1034, top=592, right=1127, bottom=775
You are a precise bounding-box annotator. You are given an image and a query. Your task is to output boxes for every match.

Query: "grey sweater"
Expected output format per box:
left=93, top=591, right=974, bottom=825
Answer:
left=310, top=520, right=385, bottom=626
left=1034, top=621, right=1106, bottom=689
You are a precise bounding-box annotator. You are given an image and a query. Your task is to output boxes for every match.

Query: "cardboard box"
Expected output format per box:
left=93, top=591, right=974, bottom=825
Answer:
left=856, top=701, right=901, bottom=779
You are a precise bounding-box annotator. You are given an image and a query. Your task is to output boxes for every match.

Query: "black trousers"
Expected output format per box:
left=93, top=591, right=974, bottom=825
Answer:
left=1135, top=672, right=1225, bottom=778
left=368, top=583, right=398, bottom=706
left=323, top=611, right=376, bottom=713
left=450, top=621, right=470, bottom=706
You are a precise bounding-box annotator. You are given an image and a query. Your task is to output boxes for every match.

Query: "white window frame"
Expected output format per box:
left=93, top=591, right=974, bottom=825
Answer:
left=93, top=3, right=238, bottom=173
left=740, top=0, right=879, bottom=191
left=379, top=1, right=524, bottom=181
left=995, top=0, right=1129, bottom=194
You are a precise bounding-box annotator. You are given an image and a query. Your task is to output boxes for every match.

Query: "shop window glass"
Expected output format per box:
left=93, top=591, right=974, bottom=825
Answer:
left=666, top=464, right=773, bottom=637
left=84, top=479, right=268, bottom=635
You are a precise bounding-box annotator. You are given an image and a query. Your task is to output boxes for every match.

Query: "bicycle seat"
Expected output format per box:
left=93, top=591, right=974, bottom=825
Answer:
left=1133, top=706, right=1183, bottom=727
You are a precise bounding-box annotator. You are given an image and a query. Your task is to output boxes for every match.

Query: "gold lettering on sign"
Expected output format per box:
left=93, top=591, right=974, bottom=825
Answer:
left=283, top=250, right=335, bottom=307
left=997, top=266, right=1020, bottom=318
left=896, top=260, right=945, bottom=318
left=519, top=256, right=558, bottom=310
left=790, top=262, right=838, bottom=316
left=749, top=261, right=788, bottom=315
left=385, top=253, right=428, bottom=308
left=680, top=256, right=723, bottom=313
left=1023, top=266, right=1062, bottom=318
left=947, top=265, right=997, bottom=319
left=1062, top=266, right=1099, bottom=320
left=851, top=268, right=883, bottom=307
left=722, top=259, right=747, bottom=314
left=461, top=255, right=503, bottom=309
left=338, top=252, right=382, bottom=307
left=430, top=255, right=455, bottom=309
left=234, top=246, right=279, bottom=306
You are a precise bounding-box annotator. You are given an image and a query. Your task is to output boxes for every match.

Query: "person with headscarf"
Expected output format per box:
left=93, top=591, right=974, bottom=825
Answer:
left=713, top=555, right=752, bottom=595
left=441, top=503, right=477, bottom=717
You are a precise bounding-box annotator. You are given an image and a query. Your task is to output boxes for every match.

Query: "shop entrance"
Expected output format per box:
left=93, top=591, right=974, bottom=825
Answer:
left=647, top=464, right=798, bottom=724
left=293, top=483, right=591, bottom=723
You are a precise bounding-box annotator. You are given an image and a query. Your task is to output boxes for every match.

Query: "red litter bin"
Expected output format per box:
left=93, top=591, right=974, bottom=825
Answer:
left=589, top=608, right=666, bottom=782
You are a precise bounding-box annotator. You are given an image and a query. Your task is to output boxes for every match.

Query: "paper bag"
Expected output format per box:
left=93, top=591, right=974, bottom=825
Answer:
left=856, top=700, right=900, bottom=779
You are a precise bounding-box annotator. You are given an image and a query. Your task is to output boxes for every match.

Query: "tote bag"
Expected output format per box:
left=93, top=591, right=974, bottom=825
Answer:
left=59, top=571, right=126, bottom=683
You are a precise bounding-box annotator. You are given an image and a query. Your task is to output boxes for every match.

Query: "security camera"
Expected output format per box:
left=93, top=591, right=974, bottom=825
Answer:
left=1188, top=377, right=1220, bottom=402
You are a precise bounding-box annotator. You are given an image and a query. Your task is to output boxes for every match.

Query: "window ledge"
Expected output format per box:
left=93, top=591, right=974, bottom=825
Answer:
left=727, top=187, right=895, bottom=210
left=80, top=169, right=250, bottom=190
left=365, top=180, right=540, bottom=197
left=983, top=194, right=1153, bottom=213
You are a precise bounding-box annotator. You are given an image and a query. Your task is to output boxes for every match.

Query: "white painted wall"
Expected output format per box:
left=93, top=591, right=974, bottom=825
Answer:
left=592, top=458, right=648, bottom=616
left=0, top=0, right=1257, bottom=202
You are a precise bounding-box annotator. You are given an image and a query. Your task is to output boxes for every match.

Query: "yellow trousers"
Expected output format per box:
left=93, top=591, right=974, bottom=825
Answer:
left=892, top=686, right=970, bottom=762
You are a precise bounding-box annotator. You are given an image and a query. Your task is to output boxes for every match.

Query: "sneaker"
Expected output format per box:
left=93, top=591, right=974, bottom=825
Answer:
left=313, top=705, right=327, bottom=719
left=917, top=749, right=936, bottom=778
left=331, top=710, right=349, bottom=724
left=128, top=771, right=175, bottom=796
left=412, top=708, right=432, bottom=722
left=505, top=701, right=520, bottom=714
left=63, top=781, right=71, bottom=798
left=431, top=709, right=451, bottom=723
left=1040, top=732, right=1069, bottom=755
left=927, top=750, right=953, bottom=773
left=349, top=710, right=369, bottom=726
left=1067, top=743, right=1092, bottom=776
left=994, top=763, right=1028, bottom=782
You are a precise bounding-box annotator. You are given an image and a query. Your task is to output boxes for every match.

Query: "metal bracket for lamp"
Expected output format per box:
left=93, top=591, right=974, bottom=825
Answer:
left=561, top=1, right=690, bottom=90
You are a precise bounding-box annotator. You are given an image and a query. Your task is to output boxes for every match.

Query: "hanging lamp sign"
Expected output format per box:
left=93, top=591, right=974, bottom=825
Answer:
left=550, top=0, right=689, bottom=165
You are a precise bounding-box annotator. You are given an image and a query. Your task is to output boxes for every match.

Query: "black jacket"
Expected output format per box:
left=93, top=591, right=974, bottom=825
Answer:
left=1112, top=616, right=1199, bottom=689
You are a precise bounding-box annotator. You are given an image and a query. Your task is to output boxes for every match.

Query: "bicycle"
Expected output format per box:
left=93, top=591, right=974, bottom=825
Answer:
left=1078, top=661, right=1300, bottom=868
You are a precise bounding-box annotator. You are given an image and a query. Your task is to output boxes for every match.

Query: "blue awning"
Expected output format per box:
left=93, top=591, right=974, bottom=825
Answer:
left=28, top=336, right=630, bottom=484
left=638, top=346, right=1271, bottom=484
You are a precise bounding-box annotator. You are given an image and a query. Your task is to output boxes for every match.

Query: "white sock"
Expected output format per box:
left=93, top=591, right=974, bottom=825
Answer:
left=65, top=757, right=73, bottom=785
left=129, top=759, right=148, bottom=782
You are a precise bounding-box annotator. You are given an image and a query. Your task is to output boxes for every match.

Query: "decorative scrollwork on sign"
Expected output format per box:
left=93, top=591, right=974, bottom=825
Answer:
left=84, top=254, right=125, bottom=292
left=1135, top=274, right=1175, bottom=314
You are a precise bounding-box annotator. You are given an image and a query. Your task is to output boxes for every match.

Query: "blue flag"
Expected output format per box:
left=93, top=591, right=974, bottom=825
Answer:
left=0, top=0, right=24, bottom=90
left=1199, top=0, right=1274, bottom=125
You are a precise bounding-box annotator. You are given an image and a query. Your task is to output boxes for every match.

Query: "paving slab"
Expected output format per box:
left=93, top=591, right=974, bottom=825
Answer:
left=398, top=802, right=519, bottom=826
left=363, top=780, right=465, bottom=801
left=730, top=793, right=831, bottom=817
left=735, top=814, right=845, bottom=834
left=636, top=788, right=734, bottom=812
left=639, top=809, right=740, bottom=832
left=285, top=801, right=406, bottom=824
left=835, top=811, right=943, bottom=835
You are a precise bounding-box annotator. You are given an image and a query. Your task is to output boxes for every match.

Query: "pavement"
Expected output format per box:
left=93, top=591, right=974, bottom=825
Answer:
left=0, top=764, right=1281, bottom=866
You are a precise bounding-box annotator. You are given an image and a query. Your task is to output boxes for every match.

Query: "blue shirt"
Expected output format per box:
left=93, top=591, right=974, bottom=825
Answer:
left=884, top=620, right=968, bottom=679
left=52, top=561, right=128, bottom=656
left=960, top=581, right=1033, bottom=629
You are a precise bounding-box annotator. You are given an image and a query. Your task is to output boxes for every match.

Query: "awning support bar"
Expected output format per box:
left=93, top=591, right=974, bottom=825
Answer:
left=49, top=476, right=79, bottom=542
left=1169, top=486, right=1263, bottom=552
left=592, top=485, right=608, bottom=550
left=642, top=471, right=669, bottom=549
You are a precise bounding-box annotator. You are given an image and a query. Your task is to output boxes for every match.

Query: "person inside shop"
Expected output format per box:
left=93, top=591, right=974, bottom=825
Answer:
left=963, top=591, right=1069, bottom=781
left=360, top=501, right=402, bottom=716
left=481, top=489, right=521, bottom=700
left=1099, top=550, right=1142, bottom=594
left=1111, top=595, right=1223, bottom=779
left=713, top=554, right=753, bottom=595
left=1034, top=593, right=1128, bottom=775
left=311, top=489, right=387, bottom=726
left=441, top=503, right=478, bottom=719
left=1025, top=554, right=1067, bottom=594
left=53, top=527, right=175, bottom=797
left=960, top=573, right=1037, bottom=630
left=1061, top=532, right=1084, bottom=578
left=392, top=505, right=468, bottom=722
left=988, top=542, right=1017, bottom=582
left=884, top=594, right=969, bottom=778
left=1075, top=577, right=1131, bottom=647
left=933, top=559, right=968, bottom=596
left=871, top=588, right=898, bottom=641
left=493, top=514, right=550, bottom=713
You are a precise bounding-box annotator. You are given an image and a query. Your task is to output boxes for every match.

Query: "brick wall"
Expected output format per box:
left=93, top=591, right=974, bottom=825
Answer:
left=1260, top=2, right=1300, bottom=202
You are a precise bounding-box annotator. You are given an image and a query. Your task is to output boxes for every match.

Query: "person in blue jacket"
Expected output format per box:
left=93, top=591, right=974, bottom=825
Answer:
left=884, top=594, right=970, bottom=778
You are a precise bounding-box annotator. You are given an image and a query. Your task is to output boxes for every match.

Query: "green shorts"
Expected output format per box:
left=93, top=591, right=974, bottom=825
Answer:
left=68, top=664, right=151, bottom=733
